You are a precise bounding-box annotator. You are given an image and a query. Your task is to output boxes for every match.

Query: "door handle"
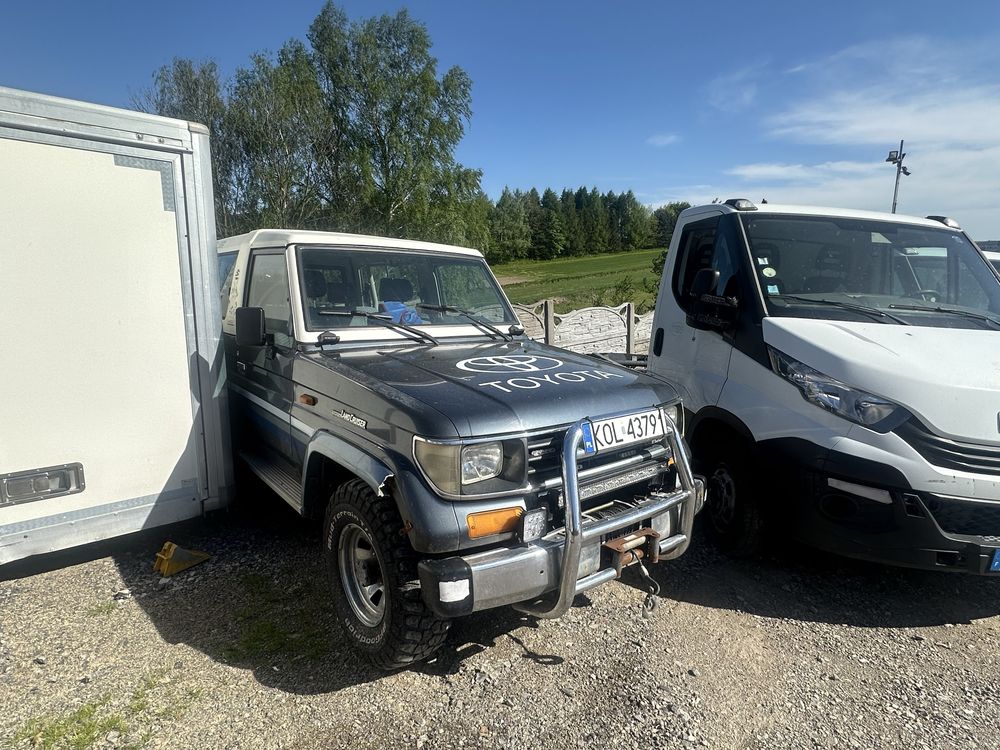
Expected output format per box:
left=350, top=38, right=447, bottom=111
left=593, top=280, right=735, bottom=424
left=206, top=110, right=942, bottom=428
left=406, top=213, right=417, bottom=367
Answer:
left=237, top=362, right=247, bottom=374
left=652, top=328, right=664, bottom=356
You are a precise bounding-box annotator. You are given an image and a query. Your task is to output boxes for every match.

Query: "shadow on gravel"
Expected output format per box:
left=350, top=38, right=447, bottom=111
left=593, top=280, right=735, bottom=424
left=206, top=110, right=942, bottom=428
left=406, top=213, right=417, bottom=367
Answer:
left=631, top=520, right=1000, bottom=629
left=4, top=481, right=564, bottom=696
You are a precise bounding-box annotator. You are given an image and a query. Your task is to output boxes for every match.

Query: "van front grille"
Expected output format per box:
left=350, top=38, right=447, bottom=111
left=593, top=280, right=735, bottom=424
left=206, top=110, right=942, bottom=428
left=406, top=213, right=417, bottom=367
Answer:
left=894, top=420, right=1000, bottom=476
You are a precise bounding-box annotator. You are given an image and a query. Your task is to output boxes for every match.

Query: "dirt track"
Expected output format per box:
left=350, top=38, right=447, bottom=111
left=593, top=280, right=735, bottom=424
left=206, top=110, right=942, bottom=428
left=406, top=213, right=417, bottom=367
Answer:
left=3, top=497, right=1000, bottom=750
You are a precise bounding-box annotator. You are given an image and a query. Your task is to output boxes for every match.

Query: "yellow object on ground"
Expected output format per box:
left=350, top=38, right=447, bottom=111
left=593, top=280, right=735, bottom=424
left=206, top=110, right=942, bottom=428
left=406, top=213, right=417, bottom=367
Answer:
left=153, top=541, right=210, bottom=576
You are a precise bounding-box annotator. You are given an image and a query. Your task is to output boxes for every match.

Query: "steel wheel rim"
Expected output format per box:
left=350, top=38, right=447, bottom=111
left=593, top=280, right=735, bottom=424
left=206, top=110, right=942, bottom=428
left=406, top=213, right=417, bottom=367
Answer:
left=338, top=523, right=386, bottom=627
left=708, top=464, right=738, bottom=533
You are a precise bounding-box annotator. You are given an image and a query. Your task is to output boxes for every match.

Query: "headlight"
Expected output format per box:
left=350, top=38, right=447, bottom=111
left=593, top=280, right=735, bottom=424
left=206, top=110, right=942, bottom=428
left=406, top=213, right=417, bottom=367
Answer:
left=413, top=437, right=526, bottom=498
left=461, top=442, right=503, bottom=485
left=768, top=347, right=908, bottom=432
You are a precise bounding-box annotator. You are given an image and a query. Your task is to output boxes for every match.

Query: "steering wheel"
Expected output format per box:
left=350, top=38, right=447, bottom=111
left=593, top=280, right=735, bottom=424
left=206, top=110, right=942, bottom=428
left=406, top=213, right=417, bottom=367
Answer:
left=904, top=289, right=942, bottom=303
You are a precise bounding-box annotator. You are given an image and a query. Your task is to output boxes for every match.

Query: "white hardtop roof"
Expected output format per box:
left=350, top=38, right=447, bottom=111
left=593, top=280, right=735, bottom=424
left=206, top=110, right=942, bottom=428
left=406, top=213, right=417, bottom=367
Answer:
left=217, top=228, right=483, bottom=258
left=684, top=201, right=959, bottom=230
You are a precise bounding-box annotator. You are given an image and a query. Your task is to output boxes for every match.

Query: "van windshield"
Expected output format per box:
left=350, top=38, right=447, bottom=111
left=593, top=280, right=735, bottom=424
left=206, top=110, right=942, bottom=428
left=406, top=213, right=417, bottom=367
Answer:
left=297, top=246, right=517, bottom=331
left=741, top=214, right=1000, bottom=329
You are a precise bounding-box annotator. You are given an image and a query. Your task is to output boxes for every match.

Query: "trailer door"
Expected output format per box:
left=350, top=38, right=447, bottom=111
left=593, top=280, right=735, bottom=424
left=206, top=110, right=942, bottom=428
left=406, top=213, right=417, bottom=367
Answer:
left=0, top=133, right=207, bottom=560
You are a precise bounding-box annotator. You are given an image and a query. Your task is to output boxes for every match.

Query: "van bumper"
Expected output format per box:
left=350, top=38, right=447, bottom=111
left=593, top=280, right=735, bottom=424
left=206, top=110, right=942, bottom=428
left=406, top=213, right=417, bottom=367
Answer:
left=762, top=437, right=1000, bottom=574
left=418, top=418, right=705, bottom=618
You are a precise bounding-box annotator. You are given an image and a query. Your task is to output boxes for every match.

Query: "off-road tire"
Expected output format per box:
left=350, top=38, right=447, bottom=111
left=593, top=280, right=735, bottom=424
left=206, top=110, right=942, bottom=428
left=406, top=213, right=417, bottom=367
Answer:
left=701, top=436, right=765, bottom=557
left=323, top=479, right=450, bottom=669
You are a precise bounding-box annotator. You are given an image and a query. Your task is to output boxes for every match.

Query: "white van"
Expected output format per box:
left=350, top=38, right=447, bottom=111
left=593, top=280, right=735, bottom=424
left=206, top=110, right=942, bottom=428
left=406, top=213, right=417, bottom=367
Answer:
left=650, top=199, right=1000, bottom=573
left=984, top=249, right=1000, bottom=275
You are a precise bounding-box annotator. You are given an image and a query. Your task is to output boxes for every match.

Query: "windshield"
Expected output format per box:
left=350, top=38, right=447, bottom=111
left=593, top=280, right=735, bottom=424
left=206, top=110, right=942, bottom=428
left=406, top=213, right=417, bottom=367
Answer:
left=297, top=246, right=516, bottom=331
left=741, top=214, right=1000, bottom=328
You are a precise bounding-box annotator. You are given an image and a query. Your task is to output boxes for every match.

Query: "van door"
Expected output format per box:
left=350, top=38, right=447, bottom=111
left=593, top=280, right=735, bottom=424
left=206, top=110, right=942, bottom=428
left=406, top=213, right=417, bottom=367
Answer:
left=652, top=213, right=742, bottom=410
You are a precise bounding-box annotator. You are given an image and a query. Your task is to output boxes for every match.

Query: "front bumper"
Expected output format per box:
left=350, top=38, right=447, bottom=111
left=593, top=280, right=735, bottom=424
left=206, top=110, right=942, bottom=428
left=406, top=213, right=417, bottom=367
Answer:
left=418, top=417, right=705, bottom=618
left=762, top=438, right=1000, bottom=574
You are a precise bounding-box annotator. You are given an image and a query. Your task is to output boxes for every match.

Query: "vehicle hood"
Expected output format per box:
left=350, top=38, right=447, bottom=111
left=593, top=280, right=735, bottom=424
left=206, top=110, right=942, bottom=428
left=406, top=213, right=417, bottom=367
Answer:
left=763, top=317, right=1000, bottom=442
left=307, top=338, right=679, bottom=438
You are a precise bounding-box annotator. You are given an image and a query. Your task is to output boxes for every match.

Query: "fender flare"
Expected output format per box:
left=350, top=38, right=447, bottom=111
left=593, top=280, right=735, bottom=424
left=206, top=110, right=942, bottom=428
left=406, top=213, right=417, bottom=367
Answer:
left=303, top=431, right=395, bottom=514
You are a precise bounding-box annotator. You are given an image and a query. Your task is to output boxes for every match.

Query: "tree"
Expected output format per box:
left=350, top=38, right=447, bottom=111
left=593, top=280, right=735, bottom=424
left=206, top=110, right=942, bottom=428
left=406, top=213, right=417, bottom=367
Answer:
left=618, top=190, right=653, bottom=250
left=579, top=187, right=609, bottom=254
left=225, top=41, right=328, bottom=230
left=537, top=189, right=566, bottom=260
left=652, top=201, right=691, bottom=248
left=489, top=187, right=531, bottom=263
left=651, top=201, right=691, bottom=276
left=330, top=6, right=473, bottom=238
left=133, top=59, right=238, bottom=234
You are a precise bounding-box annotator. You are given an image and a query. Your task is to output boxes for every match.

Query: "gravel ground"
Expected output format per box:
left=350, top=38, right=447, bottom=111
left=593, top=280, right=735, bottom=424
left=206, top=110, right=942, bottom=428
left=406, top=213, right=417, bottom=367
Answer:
left=3, top=496, right=1000, bottom=750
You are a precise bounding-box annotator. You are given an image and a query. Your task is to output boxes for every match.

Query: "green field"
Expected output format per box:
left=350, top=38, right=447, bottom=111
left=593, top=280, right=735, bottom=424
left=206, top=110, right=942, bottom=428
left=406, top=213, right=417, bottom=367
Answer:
left=492, top=248, right=663, bottom=312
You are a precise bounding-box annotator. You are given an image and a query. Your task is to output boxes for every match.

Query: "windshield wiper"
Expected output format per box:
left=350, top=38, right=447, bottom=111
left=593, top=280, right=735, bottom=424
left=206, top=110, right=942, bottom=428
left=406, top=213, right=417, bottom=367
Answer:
left=775, top=295, right=910, bottom=325
left=317, top=309, right=439, bottom=345
left=888, top=303, right=1000, bottom=330
left=416, top=304, right=513, bottom=341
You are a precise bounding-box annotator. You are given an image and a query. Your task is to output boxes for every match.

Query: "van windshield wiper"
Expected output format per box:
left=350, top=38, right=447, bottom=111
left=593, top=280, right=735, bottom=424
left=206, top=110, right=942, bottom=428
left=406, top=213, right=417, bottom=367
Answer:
left=888, top=303, right=1000, bottom=330
left=416, top=304, right=513, bottom=341
left=317, top=309, right=439, bottom=345
left=774, top=295, right=910, bottom=325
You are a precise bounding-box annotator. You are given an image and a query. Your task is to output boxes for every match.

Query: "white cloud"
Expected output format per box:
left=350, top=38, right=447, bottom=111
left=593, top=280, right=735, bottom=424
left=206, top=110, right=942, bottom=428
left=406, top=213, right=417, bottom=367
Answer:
left=706, top=64, right=766, bottom=112
left=698, top=37, right=1000, bottom=238
left=725, top=161, right=880, bottom=182
left=647, top=133, right=680, bottom=147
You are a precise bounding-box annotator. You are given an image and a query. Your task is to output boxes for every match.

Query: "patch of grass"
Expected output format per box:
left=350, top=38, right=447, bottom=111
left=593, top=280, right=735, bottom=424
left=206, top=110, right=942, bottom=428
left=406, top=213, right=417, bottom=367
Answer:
left=492, top=248, right=663, bottom=312
left=221, top=572, right=332, bottom=664
left=14, top=698, right=126, bottom=750
left=14, top=670, right=205, bottom=750
left=84, top=602, right=117, bottom=617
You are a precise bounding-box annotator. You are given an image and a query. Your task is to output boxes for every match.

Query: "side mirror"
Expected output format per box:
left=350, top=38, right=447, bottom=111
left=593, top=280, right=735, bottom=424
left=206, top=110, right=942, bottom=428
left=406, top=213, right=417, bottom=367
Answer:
left=690, top=268, right=720, bottom=298
left=235, top=306, right=266, bottom=347
left=508, top=323, right=526, bottom=336
left=687, top=269, right=738, bottom=332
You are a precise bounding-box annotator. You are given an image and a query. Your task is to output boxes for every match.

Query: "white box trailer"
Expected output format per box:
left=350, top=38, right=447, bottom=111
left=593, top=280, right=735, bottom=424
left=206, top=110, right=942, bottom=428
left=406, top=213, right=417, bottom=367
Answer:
left=0, top=86, right=231, bottom=564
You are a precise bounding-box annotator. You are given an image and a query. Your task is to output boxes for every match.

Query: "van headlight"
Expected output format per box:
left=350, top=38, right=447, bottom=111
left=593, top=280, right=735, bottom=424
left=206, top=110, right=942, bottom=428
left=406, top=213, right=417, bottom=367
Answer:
left=414, top=437, right=527, bottom=497
left=768, top=347, right=909, bottom=432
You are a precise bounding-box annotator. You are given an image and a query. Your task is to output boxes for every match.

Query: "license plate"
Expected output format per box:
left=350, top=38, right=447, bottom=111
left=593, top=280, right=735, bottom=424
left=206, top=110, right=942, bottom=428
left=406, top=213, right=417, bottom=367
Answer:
left=991, top=549, right=1000, bottom=572
left=581, top=409, right=666, bottom=455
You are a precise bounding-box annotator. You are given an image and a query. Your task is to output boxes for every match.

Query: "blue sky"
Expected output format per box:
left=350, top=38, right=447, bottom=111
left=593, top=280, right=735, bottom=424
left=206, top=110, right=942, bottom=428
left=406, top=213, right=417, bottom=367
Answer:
left=5, top=1, right=1000, bottom=237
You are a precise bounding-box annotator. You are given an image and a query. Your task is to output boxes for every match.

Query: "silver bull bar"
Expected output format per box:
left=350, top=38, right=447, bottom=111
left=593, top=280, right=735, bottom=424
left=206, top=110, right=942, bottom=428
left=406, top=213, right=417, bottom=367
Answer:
left=513, top=415, right=703, bottom=619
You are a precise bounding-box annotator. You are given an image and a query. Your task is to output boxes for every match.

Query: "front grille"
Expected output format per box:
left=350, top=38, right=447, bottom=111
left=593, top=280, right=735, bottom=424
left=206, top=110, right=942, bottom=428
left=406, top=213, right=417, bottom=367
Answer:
left=926, top=495, right=1000, bottom=537
left=526, top=429, right=669, bottom=510
left=894, top=419, right=1000, bottom=476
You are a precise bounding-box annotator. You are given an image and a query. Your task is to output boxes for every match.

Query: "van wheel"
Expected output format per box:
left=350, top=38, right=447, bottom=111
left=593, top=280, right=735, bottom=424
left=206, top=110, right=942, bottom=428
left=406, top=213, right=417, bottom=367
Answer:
left=323, top=479, right=450, bottom=669
left=702, top=438, right=764, bottom=556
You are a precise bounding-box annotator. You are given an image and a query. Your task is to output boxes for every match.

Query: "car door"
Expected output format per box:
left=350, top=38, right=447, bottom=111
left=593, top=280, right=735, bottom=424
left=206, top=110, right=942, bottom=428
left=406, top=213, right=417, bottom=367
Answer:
left=652, top=212, right=739, bottom=410
left=233, top=250, right=296, bottom=463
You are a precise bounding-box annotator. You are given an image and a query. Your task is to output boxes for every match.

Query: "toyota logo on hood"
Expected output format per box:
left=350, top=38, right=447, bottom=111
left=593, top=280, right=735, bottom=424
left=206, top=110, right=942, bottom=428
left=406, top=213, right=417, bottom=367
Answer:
left=456, top=355, right=564, bottom=374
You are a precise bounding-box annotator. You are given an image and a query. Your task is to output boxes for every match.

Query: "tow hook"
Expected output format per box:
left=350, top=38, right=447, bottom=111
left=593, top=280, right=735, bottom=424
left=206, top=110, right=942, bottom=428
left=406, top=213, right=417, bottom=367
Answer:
left=604, top=528, right=662, bottom=616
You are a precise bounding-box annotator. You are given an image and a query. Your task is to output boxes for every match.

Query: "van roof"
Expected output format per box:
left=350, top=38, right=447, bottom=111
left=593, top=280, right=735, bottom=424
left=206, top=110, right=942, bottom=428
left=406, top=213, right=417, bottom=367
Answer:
left=683, top=201, right=960, bottom=231
left=216, top=229, right=483, bottom=258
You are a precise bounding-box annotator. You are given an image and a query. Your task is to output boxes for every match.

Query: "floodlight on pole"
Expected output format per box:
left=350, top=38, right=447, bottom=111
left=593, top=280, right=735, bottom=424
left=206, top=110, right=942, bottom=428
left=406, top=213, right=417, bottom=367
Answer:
left=885, top=139, right=911, bottom=213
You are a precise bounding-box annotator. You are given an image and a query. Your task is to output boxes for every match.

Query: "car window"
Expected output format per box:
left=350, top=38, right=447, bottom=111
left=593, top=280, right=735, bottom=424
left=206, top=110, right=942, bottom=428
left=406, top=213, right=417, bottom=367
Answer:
left=297, top=246, right=516, bottom=331
left=246, top=253, right=293, bottom=347
left=673, top=214, right=743, bottom=312
left=741, top=214, right=1000, bottom=327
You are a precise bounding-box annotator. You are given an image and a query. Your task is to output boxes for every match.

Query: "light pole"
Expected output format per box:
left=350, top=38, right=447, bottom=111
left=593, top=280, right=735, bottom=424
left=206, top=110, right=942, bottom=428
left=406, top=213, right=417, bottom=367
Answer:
left=885, top=139, right=912, bottom=213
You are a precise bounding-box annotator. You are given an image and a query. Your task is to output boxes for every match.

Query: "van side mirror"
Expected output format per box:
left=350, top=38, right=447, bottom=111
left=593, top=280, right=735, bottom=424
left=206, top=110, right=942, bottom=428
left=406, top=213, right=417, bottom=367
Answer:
left=690, top=268, right=720, bottom=298
left=687, top=268, right=738, bottom=332
left=235, top=307, right=266, bottom=347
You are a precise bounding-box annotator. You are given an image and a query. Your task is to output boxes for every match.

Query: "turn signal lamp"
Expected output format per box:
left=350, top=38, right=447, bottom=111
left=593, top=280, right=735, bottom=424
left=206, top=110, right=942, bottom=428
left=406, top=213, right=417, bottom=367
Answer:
left=467, top=507, right=523, bottom=538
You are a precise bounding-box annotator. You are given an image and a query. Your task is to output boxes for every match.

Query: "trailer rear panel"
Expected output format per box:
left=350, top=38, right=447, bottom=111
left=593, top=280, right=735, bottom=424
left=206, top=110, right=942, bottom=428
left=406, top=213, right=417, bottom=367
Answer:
left=0, top=87, right=231, bottom=563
